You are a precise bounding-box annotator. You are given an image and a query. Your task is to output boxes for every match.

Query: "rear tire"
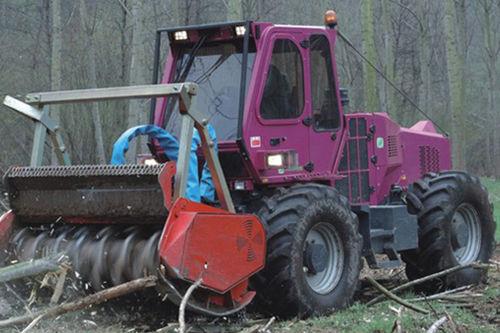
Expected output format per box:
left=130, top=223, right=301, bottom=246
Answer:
left=402, top=171, right=496, bottom=292
left=252, top=184, right=362, bottom=317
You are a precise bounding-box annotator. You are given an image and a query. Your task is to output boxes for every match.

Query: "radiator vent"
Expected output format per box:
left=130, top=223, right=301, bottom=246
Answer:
left=243, top=219, right=253, bottom=238
left=240, top=220, right=258, bottom=262
left=387, top=135, right=399, bottom=158
left=419, top=146, right=440, bottom=175
left=247, top=247, right=256, bottom=262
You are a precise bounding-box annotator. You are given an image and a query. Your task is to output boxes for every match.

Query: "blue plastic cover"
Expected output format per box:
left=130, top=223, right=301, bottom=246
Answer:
left=110, top=124, right=217, bottom=202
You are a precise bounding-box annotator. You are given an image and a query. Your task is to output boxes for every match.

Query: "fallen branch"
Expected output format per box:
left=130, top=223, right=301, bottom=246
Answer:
left=366, top=276, right=429, bottom=314
left=0, top=276, right=157, bottom=328
left=445, top=311, right=459, bottom=333
left=259, top=317, right=275, bottom=332
left=178, top=278, right=203, bottom=333
left=367, top=262, right=488, bottom=306
left=4, top=282, right=33, bottom=315
left=50, top=265, right=69, bottom=305
left=440, top=302, right=475, bottom=308
left=20, top=315, right=44, bottom=333
left=240, top=324, right=263, bottom=333
left=0, top=198, right=8, bottom=211
left=426, top=316, right=448, bottom=333
left=489, top=260, right=500, bottom=268
left=391, top=319, right=402, bottom=333
left=408, top=285, right=473, bottom=302
left=0, top=254, right=68, bottom=284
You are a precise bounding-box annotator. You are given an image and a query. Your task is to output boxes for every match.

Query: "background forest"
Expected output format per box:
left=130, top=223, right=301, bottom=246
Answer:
left=0, top=0, right=499, bottom=212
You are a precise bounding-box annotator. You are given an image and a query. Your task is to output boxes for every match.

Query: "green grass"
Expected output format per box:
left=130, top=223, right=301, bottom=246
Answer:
left=275, top=299, right=498, bottom=333
left=481, top=177, right=500, bottom=241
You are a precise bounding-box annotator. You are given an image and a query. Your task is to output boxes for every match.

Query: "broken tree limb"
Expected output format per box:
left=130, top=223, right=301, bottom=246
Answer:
left=367, top=262, right=489, bottom=306
left=426, top=316, right=448, bottom=333
left=239, top=324, right=262, bottom=333
left=0, top=275, right=157, bottom=329
left=0, top=254, right=68, bottom=284
left=178, top=278, right=203, bottom=333
left=365, top=276, right=429, bottom=314
left=20, top=314, right=44, bottom=333
left=408, top=285, right=473, bottom=302
left=50, top=265, right=69, bottom=305
left=259, top=317, right=275, bottom=332
left=390, top=319, right=402, bottom=333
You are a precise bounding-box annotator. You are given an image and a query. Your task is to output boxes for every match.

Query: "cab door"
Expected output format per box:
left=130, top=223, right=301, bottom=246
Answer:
left=306, top=33, right=344, bottom=177
left=243, top=28, right=311, bottom=183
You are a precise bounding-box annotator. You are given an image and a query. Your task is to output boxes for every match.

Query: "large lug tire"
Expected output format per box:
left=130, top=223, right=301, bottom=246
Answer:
left=402, top=171, right=496, bottom=292
left=252, top=184, right=363, bottom=318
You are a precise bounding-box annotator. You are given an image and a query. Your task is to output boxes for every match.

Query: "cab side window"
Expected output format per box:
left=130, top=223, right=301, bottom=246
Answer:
left=310, top=35, right=340, bottom=130
left=260, top=39, right=304, bottom=120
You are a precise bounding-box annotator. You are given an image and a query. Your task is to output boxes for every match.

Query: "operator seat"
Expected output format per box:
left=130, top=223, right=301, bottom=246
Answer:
left=261, top=64, right=293, bottom=119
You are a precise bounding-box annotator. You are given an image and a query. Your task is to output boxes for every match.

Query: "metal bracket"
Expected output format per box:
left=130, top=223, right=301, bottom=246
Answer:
left=3, top=96, right=70, bottom=166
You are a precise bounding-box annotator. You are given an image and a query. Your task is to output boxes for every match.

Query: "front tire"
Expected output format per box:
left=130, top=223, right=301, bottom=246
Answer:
left=252, top=184, right=362, bottom=317
left=402, top=172, right=496, bottom=292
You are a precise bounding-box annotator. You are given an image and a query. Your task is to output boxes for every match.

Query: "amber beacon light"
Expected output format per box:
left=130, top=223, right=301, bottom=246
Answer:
left=324, top=10, right=338, bottom=28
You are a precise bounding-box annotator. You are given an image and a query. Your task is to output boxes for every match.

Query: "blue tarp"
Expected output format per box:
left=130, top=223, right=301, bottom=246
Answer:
left=110, top=124, right=217, bottom=202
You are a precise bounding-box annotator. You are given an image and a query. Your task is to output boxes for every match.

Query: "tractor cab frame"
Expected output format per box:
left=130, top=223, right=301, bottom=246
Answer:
left=152, top=21, right=347, bottom=190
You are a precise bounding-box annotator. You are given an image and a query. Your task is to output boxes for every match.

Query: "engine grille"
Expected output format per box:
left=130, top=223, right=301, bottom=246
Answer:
left=336, top=117, right=371, bottom=204
left=387, top=135, right=399, bottom=158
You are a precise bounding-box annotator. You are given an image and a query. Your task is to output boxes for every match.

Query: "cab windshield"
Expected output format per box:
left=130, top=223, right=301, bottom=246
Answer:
left=165, top=40, right=256, bottom=141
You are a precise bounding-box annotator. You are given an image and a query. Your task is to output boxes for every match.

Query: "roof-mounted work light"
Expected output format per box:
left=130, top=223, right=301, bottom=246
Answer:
left=174, top=30, right=188, bottom=41
left=235, top=25, right=246, bottom=36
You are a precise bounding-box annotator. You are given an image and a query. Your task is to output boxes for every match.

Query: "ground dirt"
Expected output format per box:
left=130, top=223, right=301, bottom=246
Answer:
left=0, top=245, right=498, bottom=333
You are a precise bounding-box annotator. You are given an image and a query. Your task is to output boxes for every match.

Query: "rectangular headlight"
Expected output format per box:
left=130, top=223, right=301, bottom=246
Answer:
left=267, top=154, right=284, bottom=167
left=174, top=30, right=188, bottom=41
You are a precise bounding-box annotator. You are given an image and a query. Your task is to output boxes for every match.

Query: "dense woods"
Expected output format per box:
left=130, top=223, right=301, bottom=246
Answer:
left=0, top=0, right=499, bottom=191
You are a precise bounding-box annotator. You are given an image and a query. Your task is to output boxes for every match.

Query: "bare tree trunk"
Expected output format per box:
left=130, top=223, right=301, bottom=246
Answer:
left=479, top=0, right=499, bottom=178
left=120, top=0, right=130, bottom=83
left=126, top=0, right=148, bottom=161
left=417, top=0, right=432, bottom=114
left=79, top=0, right=106, bottom=164
left=361, top=0, right=379, bottom=112
left=456, top=0, right=468, bottom=168
left=381, top=0, right=395, bottom=116
left=50, top=0, right=62, bottom=165
left=444, top=0, right=465, bottom=170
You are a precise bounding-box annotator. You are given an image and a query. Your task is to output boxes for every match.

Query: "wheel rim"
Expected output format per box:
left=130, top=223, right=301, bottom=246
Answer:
left=451, top=203, right=482, bottom=264
left=303, top=222, right=344, bottom=295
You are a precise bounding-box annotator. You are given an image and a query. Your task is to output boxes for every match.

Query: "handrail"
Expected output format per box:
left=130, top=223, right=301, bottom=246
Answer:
left=24, top=83, right=197, bottom=105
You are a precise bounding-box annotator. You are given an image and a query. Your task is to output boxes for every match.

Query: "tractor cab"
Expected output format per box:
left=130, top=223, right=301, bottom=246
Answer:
left=152, top=20, right=345, bottom=188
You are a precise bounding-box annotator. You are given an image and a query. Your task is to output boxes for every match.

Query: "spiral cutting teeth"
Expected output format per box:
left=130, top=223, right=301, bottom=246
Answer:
left=11, top=225, right=161, bottom=290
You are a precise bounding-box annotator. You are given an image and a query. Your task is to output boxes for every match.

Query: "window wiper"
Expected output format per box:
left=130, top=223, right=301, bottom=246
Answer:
left=194, top=53, right=230, bottom=84
left=174, top=35, right=208, bottom=83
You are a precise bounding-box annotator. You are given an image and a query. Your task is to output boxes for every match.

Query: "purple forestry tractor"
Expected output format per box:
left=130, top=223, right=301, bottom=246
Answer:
left=0, top=11, right=496, bottom=317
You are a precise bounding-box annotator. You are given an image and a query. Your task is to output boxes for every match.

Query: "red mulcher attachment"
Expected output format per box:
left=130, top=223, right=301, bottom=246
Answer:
left=159, top=198, right=265, bottom=314
left=0, top=83, right=266, bottom=316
